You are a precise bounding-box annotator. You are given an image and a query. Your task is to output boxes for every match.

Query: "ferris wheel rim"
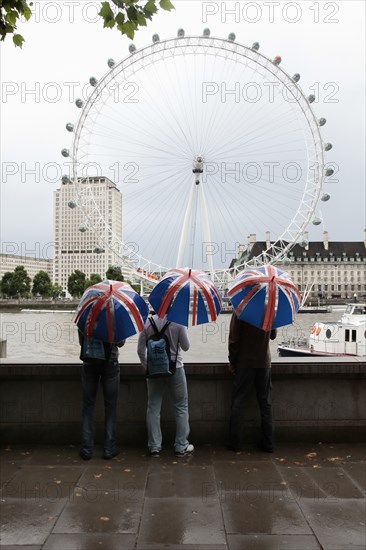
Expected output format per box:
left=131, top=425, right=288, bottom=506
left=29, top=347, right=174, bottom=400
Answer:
left=69, top=34, right=325, bottom=283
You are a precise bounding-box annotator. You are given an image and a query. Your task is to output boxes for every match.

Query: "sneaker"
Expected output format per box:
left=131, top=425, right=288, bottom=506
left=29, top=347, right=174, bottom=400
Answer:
left=149, top=450, right=160, bottom=458
left=175, top=444, right=194, bottom=457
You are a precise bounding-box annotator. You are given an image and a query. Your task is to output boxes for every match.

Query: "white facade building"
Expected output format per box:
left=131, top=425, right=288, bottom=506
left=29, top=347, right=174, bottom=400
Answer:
left=232, top=231, right=366, bottom=302
left=53, top=177, right=123, bottom=293
left=0, top=254, right=53, bottom=282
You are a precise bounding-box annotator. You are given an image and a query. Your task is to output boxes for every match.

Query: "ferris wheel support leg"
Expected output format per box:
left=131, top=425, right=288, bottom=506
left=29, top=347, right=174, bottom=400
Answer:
left=199, top=182, right=214, bottom=276
left=177, top=182, right=197, bottom=268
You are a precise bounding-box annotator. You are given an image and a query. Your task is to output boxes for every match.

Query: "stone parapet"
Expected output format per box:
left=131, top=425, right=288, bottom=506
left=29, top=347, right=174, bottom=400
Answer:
left=0, top=358, right=365, bottom=445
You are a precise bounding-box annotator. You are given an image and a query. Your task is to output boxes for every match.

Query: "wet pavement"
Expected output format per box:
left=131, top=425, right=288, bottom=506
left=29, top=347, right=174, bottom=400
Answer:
left=0, top=443, right=365, bottom=549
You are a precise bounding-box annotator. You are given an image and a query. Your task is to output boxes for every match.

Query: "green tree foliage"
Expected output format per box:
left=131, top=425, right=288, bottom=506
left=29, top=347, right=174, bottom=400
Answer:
left=68, top=270, right=86, bottom=298
left=0, top=266, right=31, bottom=297
left=0, top=271, right=16, bottom=297
left=50, top=284, right=64, bottom=299
left=100, top=0, right=174, bottom=39
left=0, top=0, right=33, bottom=47
left=106, top=265, right=124, bottom=281
left=32, top=270, right=52, bottom=297
left=84, top=273, right=102, bottom=290
left=1, top=0, right=174, bottom=47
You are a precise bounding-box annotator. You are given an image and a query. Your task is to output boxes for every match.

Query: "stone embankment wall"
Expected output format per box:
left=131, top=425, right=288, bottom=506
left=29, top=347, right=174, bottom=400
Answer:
left=0, top=358, right=365, bottom=444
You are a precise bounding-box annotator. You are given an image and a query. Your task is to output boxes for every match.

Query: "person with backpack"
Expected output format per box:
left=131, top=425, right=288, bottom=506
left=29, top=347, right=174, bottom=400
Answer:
left=137, top=314, right=192, bottom=457
left=78, top=330, right=125, bottom=460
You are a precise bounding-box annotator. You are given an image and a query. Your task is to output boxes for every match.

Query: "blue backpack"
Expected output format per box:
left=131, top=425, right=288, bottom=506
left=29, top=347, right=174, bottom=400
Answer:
left=146, top=318, right=177, bottom=378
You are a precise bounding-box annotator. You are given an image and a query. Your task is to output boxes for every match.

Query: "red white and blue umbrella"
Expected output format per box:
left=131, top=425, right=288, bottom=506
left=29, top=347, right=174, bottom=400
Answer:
left=148, top=268, right=222, bottom=327
left=227, top=265, right=301, bottom=331
left=75, top=280, right=149, bottom=342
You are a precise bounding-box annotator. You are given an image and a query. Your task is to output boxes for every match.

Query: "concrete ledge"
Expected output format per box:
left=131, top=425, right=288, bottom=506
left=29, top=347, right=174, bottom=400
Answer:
left=1, top=359, right=365, bottom=445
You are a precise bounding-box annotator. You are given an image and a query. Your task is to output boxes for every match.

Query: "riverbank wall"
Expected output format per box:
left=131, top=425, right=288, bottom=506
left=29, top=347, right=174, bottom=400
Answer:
left=0, top=358, right=364, bottom=445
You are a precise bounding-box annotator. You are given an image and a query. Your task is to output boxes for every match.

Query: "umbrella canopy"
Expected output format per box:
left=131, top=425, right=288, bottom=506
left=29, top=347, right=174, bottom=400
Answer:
left=148, top=268, right=222, bottom=327
left=75, top=280, right=149, bottom=342
left=228, top=265, right=301, bottom=331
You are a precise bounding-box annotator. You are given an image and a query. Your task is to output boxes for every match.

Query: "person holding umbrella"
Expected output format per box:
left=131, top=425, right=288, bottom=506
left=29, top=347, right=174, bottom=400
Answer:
left=138, top=268, right=222, bottom=457
left=137, top=314, right=192, bottom=457
left=78, top=332, right=125, bottom=460
left=227, top=265, right=300, bottom=453
left=75, top=280, right=149, bottom=460
left=227, top=315, right=277, bottom=453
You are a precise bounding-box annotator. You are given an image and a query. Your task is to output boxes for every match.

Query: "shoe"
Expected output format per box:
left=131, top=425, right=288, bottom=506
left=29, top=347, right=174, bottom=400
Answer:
left=79, top=450, right=92, bottom=461
left=149, top=450, right=160, bottom=458
left=103, top=449, right=120, bottom=460
left=256, top=442, right=274, bottom=453
left=175, top=444, right=194, bottom=457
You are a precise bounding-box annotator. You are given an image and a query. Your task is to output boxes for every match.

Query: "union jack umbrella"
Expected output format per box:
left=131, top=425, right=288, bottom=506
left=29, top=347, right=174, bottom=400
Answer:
left=227, top=265, right=301, bottom=331
left=75, top=280, right=149, bottom=342
left=148, top=268, right=222, bottom=327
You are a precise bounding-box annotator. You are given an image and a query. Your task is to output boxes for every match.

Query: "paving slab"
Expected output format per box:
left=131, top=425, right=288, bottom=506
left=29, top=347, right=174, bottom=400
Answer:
left=77, top=462, right=148, bottom=492
left=227, top=534, right=322, bottom=549
left=221, top=491, right=312, bottom=535
left=52, top=489, right=144, bottom=534
left=146, top=464, right=216, bottom=498
left=341, top=462, right=366, bottom=492
left=214, top=461, right=284, bottom=493
left=42, top=533, right=136, bottom=549
left=301, top=498, right=366, bottom=549
left=1, top=465, right=83, bottom=499
left=0, top=498, right=66, bottom=546
left=137, top=497, right=226, bottom=545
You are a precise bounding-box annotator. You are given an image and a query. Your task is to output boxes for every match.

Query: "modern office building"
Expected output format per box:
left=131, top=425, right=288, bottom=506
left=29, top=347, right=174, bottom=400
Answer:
left=232, top=231, right=366, bottom=302
left=53, top=177, right=123, bottom=294
left=0, top=254, right=53, bottom=282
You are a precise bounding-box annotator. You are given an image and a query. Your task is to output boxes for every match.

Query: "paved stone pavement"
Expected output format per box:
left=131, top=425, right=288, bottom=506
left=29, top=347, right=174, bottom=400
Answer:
left=0, top=443, right=365, bottom=550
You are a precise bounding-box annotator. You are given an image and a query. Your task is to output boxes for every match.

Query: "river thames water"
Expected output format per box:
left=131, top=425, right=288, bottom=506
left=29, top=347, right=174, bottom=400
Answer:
left=0, top=308, right=346, bottom=363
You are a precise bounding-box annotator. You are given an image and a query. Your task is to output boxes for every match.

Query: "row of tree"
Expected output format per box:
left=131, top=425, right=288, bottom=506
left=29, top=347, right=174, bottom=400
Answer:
left=0, top=265, right=129, bottom=299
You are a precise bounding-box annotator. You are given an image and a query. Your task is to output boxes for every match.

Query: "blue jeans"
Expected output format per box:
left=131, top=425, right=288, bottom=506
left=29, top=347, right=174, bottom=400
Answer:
left=81, top=362, right=120, bottom=457
left=146, top=367, right=190, bottom=453
left=229, top=368, right=273, bottom=450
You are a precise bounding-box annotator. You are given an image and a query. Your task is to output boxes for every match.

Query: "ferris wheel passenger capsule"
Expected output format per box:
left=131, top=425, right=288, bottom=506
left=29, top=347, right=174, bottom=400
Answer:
left=68, top=200, right=77, bottom=209
left=273, top=56, right=281, bottom=65
left=312, top=216, right=322, bottom=226
left=79, top=224, right=87, bottom=233
left=177, top=28, right=185, bottom=37
left=62, top=175, right=69, bottom=184
left=228, top=33, right=236, bottom=42
left=292, top=73, right=300, bottom=82
left=321, top=193, right=331, bottom=201
left=318, top=117, right=326, bottom=126
left=75, top=98, right=83, bottom=108
left=251, top=42, right=260, bottom=50
left=300, top=239, right=309, bottom=248
left=152, top=34, right=160, bottom=43
left=203, top=28, right=210, bottom=37
left=325, top=168, right=334, bottom=176
left=324, top=142, right=333, bottom=151
left=61, top=148, right=70, bottom=157
left=129, top=44, right=136, bottom=54
left=89, top=76, right=98, bottom=87
left=94, top=247, right=104, bottom=254
left=307, top=94, right=315, bottom=103
left=107, top=58, right=115, bottom=68
left=66, top=123, right=74, bottom=132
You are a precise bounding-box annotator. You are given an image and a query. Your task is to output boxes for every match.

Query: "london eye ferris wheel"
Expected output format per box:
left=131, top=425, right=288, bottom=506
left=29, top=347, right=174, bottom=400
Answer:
left=61, top=29, right=333, bottom=287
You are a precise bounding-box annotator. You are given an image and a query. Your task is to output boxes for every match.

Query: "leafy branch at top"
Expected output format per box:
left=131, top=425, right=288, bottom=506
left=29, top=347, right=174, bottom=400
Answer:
left=0, top=0, right=33, bottom=48
left=0, top=0, right=174, bottom=48
left=100, top=0, right=175, bottom=40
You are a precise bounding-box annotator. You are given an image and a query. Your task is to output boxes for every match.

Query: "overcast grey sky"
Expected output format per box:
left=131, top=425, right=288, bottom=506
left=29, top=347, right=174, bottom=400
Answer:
left=1, top=0, right=365, bottom=265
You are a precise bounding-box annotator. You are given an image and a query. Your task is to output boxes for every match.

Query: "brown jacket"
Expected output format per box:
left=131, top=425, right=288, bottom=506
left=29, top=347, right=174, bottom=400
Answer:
left=228, top=313, right=277, bottom=369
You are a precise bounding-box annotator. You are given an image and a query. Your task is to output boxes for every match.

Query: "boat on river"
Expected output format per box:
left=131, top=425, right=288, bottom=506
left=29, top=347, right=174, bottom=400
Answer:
left=278, top=303, right=366, bottom=357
